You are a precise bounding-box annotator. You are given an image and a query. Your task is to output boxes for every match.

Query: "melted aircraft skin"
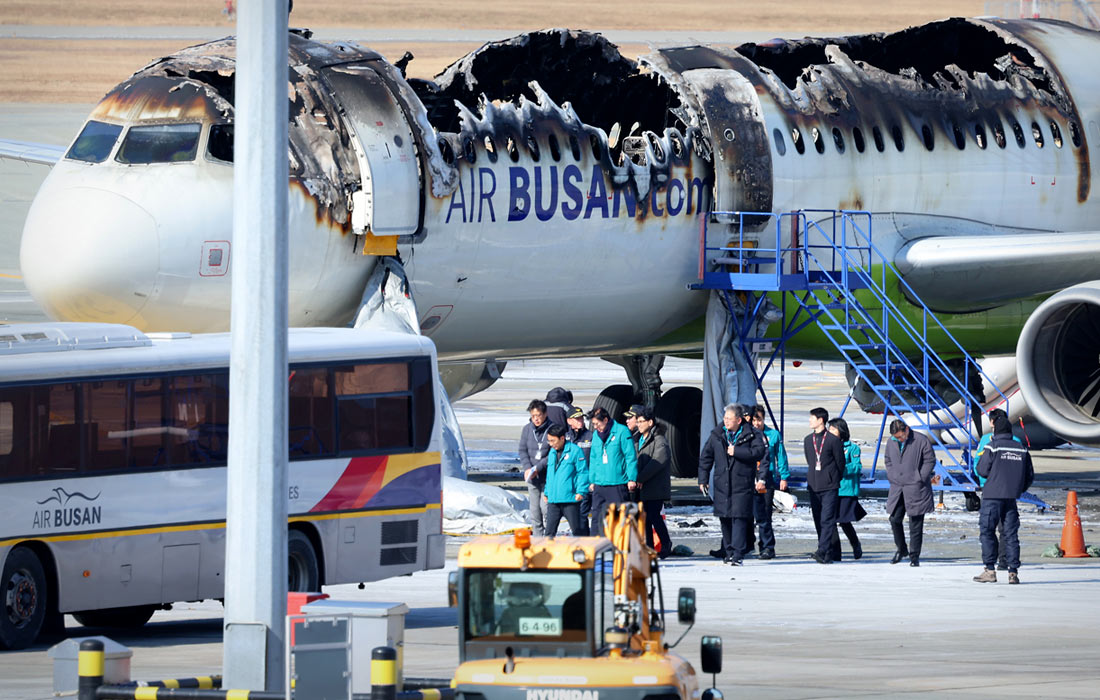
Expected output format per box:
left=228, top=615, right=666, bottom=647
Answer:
left=19, top=19, right=1100, bottom=361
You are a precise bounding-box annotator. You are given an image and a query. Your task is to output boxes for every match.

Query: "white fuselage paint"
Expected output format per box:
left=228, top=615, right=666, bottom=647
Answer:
left=17, top=20, right=1100, bottom=363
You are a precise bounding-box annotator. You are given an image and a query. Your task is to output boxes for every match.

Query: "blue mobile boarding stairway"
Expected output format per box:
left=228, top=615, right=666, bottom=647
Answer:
left=692, top=209, right=1046, bottom=509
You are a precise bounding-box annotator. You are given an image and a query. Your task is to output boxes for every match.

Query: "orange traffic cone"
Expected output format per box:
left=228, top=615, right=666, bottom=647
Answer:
left=1060, top=491, right=1089, bottom=558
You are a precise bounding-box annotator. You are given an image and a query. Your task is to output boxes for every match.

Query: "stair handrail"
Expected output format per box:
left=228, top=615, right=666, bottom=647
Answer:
left=796, top=210, right=1010, bottom=420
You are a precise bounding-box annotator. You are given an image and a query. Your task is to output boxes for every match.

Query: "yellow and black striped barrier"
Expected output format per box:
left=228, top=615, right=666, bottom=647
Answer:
left=371, top=646, right=398, bottom=700
left=78, top=640, right=105, bottom=700
left=115, top=676, right=221, bottom=690
left=95, top=688, right=282, bottom=700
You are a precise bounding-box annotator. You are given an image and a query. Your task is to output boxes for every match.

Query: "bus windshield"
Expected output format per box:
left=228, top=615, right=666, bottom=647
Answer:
left=464, top=570, right=586, bottom=643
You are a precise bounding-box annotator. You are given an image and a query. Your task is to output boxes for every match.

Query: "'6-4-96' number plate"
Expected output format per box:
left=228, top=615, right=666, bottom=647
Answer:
left=518, top=617, right=561, bottom=636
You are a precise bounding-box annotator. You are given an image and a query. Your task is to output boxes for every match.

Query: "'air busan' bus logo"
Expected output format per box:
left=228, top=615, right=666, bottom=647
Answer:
left=444, top=165, right=709, bottom=224
left=33, top=487, right=102, bottom=528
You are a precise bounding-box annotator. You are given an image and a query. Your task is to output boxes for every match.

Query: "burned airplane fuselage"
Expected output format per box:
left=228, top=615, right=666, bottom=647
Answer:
left=18, top=18, right=1100, bottom=361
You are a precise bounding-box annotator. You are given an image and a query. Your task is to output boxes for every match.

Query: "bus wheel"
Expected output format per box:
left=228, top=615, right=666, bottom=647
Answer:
left=73, top=605, right=155, bottom=629
left=0, top=547, right=48, bottom=650
left=288, top=530, right=320, bottom=592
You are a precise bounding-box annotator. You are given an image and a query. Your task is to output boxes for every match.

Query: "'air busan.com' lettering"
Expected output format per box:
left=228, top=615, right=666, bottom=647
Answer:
left=445, top=165, right=709, bottom=224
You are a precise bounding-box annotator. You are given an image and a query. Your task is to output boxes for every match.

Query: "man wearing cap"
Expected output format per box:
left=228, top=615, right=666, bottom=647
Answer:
left=624, top=404, right=645, bottom=443
left=973, top=412, right=1033, bottom=584
left=566, top=406, right=593, bottom=535
left=588, top=406, right=639, bottom=536
left=545, top=387, right=575, bottom=427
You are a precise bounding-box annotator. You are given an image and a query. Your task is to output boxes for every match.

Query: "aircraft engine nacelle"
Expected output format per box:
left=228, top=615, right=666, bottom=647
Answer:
left=1017, top=281, right=1100, bottom=445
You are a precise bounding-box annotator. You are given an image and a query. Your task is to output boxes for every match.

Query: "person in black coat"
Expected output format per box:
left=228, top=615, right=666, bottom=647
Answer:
left=699, top=403, right=766, bottom=565
left=803, top=407, right=845, bottom=564
left=635, top=406, right=672, bottom=557
left=973, top=413, right=1034, bottom=584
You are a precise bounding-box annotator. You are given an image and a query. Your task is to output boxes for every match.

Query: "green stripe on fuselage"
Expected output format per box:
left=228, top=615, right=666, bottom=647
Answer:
left=657, top=268, right=1043, bottom=361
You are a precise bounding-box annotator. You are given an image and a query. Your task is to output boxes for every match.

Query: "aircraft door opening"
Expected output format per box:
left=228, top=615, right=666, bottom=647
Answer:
left=322, top=63, right=421, bottom=237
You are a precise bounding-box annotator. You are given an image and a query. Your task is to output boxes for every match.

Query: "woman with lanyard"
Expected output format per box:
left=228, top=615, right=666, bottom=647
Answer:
left=828, top=417, right=865, bottom=560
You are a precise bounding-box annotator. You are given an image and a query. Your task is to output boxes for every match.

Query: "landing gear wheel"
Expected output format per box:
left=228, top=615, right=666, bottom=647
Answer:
left=73, top=605, right=156, bottom=629
left=288, top=530, right=321, bottom=592
left=0, top=547, right=48, bottom=650
left=656, top=386, right=702, bottom=478
left=593, top=384, right=636, bottom=425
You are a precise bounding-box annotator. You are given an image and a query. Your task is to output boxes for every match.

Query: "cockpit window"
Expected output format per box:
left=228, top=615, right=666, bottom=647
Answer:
left=207, top=124, right=234, bottom=163
left=116, top=123, right=201, bottom=164
left=66, top=120, right=123, bottom=163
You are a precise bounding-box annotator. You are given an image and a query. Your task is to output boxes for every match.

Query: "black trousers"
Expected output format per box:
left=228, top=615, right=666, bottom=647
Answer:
left=889, top=495, right=925, bottom=558
left=545, top=501, right=584, bottom=537
left=753, top=488, right=776, bottom=554
left=980, top=498, right=1021, bottom=572
left=576, top=491, right=592, bottom=536
left=643, top=499, right=673, bottom=554
left=809, top=487, right=840, bottom=561
left=591, top=484, right=629, bottom=537
left=719, top=516, right=751, bottom=561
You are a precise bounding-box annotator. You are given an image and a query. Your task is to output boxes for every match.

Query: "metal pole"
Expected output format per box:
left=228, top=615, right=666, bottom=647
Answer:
left=224, top=0, right=289, bottom=690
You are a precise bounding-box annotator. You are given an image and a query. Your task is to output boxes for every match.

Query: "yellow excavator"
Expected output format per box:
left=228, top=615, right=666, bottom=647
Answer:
left=449, top=503, right=722, bottom=700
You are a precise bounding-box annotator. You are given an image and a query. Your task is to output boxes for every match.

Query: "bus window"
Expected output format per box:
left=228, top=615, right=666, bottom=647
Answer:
left=131, top=377, right=166, bottom=467
left=411, top=357, right=435, bottom=451
left=0, top=400, right=11, bottom=456
left=46, top=384, right=80, bottom=474
left=333, top=362, right=409, bottom=395
left=338, top=395, right=411, bottom=452
left=169, top=373, right=229, bottom=466
left=288, top=368, right=334, bottom=457
left=85, top=380, right=129, bottom=472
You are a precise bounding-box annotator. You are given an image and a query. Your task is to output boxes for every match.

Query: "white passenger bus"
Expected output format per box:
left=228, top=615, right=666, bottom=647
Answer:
left=0, top=323, right=444, bottom=650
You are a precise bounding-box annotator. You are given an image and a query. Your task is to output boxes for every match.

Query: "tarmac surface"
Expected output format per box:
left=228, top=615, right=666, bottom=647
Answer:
left=2, top=106, right=1100, bottom=699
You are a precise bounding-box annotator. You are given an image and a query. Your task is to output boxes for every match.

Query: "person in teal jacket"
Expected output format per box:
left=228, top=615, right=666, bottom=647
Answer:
left=543, top=424, right=589, bottom=537
left=971, top=408, right=1021, bottom=569
left=828, top=418, right=865, bottom=560
left=755, top=407, right=790, bottom=491
left=587, top=407, right=638, bottom=536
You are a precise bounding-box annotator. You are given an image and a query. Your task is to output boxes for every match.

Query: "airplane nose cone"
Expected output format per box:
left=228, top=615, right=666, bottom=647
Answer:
left=20, top=186, right=159, bottom=325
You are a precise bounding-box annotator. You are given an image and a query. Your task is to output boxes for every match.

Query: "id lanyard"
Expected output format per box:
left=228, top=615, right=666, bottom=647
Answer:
left=812, top=433, right=825, bottom=470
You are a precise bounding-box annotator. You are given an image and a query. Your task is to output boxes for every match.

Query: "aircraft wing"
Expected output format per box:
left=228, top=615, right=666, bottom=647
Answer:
left=894, top=230, right=1100, bottom=312
left=0, top=139, right=64, bottom=166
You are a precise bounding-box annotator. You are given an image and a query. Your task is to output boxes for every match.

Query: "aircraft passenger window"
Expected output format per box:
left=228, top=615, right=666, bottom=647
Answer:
left=438, top=137, right=456, bottom=165
left=1049, top=121, right=1063, bottom=148
left=772, top=128, right=786, bottom=156
left=791, top=128, right=805, bottom=155
left=116, top=123, right=201, bottom=164
left=208, top=124, right=234, bottom=162
left=569, top=134, right=581, bottom=160
left=871, top=126, right=885, bottom=152
left=890, top=125, right=904, bottom=152
left=920, top=124, right=934, bottom=151
left=852, top=127, right=865, bottom=153
left=462, top=137, right=477, bottom=163
left=526, top=135, right=540, bottom=162
left=991, top=121, right=1007, bottom=149
left=484, top=135, right=498, bottom=163
left=590, top=133, right=602, bottom=159
left=951, top=122, right=965, bottom=150
left=548, top=134, right=561, bottom=161
left=832, top=128, right=845, bottom=153
left=1010, top=119, right=1026, bottom=148
left=1031, top=122, right=1044, bottom=148
left=1068, top=121, right=1082, bottom=148
left=66, top=120, right=123, bottom=163
left=811, top=127, right=825, bottom=153
left=973, top=123, right=987, bottom=150
left=507, top=137, right=520, bottom=163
